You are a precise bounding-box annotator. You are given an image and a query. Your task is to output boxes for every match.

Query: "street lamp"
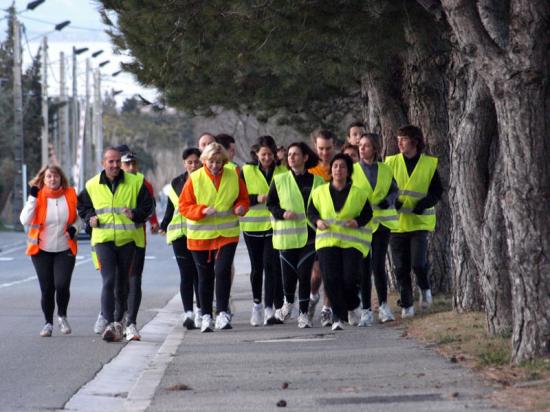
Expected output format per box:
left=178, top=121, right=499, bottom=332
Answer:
left=54, top=20, right=71, bottom=31
left=112, top=70, right=122, bottom=77
left=98, top=60, right=110, bottom=68
left=26, top=0, right=45, bottom=10
left=112, top=90, right=123, bottom=96
left=91, top=50, right=104, bottom=58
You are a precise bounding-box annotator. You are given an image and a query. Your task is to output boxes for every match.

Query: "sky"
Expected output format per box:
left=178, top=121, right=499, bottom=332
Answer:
left=1, top=0, right=158, bottom=105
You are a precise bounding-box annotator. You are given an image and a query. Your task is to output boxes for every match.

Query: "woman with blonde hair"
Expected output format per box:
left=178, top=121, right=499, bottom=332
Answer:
left=20, top=165, right=80, bottom=337
left=179, top=142, right=249, bottom=332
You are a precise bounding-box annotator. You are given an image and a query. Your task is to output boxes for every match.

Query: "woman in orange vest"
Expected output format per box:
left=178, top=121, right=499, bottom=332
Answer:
left=20, top=165, right=80, bottom=337
left=179, top=142, right=249, bottom=332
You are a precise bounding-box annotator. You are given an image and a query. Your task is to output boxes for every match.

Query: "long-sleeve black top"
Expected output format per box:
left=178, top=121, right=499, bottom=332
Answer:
left=307, top=181, right=373, bottom=228
left=77, top=170, right=155, bottom=226
left=398, top=153, right=444, bottom=212
left=159, top=172, right=188, bottom=232
left=266, top=170, right=316, bottom=241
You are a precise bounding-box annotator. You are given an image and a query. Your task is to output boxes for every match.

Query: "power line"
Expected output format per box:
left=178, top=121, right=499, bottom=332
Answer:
left=19, top=14, right=104, bottom=32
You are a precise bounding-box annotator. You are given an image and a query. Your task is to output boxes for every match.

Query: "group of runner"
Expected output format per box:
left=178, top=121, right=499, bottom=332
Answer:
left=21, top=122, right=442, bottom=340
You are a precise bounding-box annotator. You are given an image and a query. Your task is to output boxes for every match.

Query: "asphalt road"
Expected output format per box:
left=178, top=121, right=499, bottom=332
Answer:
left=0, top=232, right=179, bottom=412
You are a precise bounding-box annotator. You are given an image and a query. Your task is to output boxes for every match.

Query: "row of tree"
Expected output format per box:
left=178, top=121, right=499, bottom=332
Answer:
left=98, top=0, right=549, bottom=362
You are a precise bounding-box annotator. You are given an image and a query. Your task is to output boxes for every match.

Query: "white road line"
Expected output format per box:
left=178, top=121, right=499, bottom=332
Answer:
left=0, top=257, right=14, bottom=261
left=0, top=243, right=26, bottom=256
left=63, top=294, right=184, bottom=412
left=144, top=256, right=156, bottom=260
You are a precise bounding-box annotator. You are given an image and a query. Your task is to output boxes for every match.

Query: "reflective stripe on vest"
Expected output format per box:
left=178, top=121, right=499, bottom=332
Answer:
left=85, top=172, right=142, bottom=247
left=351, top=162, right=399, bottom=232
left=271, top=171, right=323, bottom=250
left=240, top=164, right=286, bottom=232
left=311, top=183, right=372, bottom=257
left=186, top=165, right=240, bottom=240
left=385, top=153, right=438, bottom=233
left=166, top=184, right=187, bottom=244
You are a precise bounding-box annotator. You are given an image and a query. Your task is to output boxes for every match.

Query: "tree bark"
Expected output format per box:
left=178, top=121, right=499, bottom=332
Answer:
left=442, top=0, right=550, bottom=361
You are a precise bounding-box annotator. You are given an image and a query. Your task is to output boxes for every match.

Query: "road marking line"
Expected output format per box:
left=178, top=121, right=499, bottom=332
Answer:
left=0, top=257, right=14, bottom=261
left=144, top=256, right=156, bottom=260
left=0, top=243, right=26, bottom=256
left=0, top=276, right=35, bottom=289
left=63, top=294, right=184, bottom=412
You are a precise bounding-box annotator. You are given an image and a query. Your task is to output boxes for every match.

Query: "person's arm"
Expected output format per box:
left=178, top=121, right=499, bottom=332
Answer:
left=413, top=170, right=444, bottom=213
left=307, top=198, right=321, bottom=228
left=377, top=179, right=399, bottom=209
left=179, top=178, right=207, bottom=220
left=266, top=180, right=285, bottom=219
left=77, top=188, right=96, bottom=226
left=355, top=198, right=373, bottom=227
left=19, top=187, right=39, bottom=225
left=143, top=179, right=159, bottom=226
left=233, top=175, right=250, bottom=216
left=159, top=199, right=174, bottom=232
left=131, top=183, right=155, bottom=223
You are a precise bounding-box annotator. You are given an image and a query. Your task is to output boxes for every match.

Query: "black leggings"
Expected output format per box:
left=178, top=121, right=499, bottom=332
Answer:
left=317, top=247, right=362, bottom=322
left=389, top=230, right=430, bottom=308
left=243, top=231, right=283, bottom=309
left=125, top=246, right=145, bottom=325
left=361, top=226, right=391, bottom=309
left=279, top=243, right=316, bottom=314
left=95, top=242, right=136, bottom=323
left=172, top=236, right=200, bottom=312
left=31, top=249, right=75, bottom=324
left=191, top=242, right=237, bottom=317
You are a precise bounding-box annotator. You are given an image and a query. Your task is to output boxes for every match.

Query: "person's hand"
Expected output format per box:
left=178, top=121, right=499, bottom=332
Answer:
left=412, top=204, right=426, bottom=215
left=257, top=194, right=267, bottom=203
left=89, top=216, right=99, bottom=228
left=150, top=223, right=159, bottom=234
left=158, top=229, right=166, bottom=235
left=203, top=207, right=217, bottom=216
left=283, top=211, right=297, bottom=220
left=395, top=200, right=403, bottom=211
left=122, top=207, right=134, bottom=220
left=316, top=219, right=328, bottom=230
left=30, top=186, right=39, bottom=197
left=66, top=226, right=77, bottom=240
left=234, top=205, right=246, bottom=216
left=345, top=219, right=358, bottom=228
left=377, top=199, right=390, bottom=209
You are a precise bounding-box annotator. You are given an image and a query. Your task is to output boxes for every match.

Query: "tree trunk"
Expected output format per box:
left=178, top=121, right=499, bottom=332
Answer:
left=442, top=0, right=550, bottom=361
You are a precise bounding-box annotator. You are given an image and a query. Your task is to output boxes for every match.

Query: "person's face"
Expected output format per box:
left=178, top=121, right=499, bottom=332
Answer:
left=102, top=149, right=121, bottom=180
left=183, top=154, right=201, bottom=175
left=314, top=137, right=334, bottom=163
left=227, top=142, right=236, bottom=161
left=359, top=137, right=376, bottom=162
left=257, top=146, right=275, bottom=169
left=44, top=169, right=61, bottom=190
left=347, top=126, right=365, bottom=146
left=121, top=160, right=138, bottom=174
left=277, top=147, right=286, bottom=161
left=198, top=134, right=215, bottom=151
left=343, top=148, right=359, bottom=163
left=331, top=159, right=348, bottom=182
left=397, top=135, right=417, bottom=157
left=287, top=146, right=307, bottom=171
left=205, top=155, right=224, bottom=175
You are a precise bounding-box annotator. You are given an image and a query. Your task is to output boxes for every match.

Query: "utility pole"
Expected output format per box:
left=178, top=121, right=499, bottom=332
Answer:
left=84, top=58, right=93, bottom=180
left=41, top=36, right=48, bottom=166
left=71, top=47, right=78, bottom=174
left=59, top=51, right=70, bottom=172
left=93, top=68, right=103, bottom=172
left=12, top=18, right=24, bottom=229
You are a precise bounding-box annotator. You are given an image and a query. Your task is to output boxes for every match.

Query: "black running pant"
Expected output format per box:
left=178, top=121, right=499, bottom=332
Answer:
left=279, top=243, right=316, bottom=314
left=31, top=249, right=75, bottom=324
left=361, top=225, right=391, bottom=309
left=172, top=235, right=200, bottom=312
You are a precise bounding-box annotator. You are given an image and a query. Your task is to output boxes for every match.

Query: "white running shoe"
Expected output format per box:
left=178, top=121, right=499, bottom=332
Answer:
left=58, top=316, right=72, bottom=334
left=332, top=320, right=345, bottom=331
left=281, top=302, right=294, bottom=321
left=320, top=307, right=333, bottom=327
left=194, top=308, right=202, bottom=329
left=201, top=314, right=213, bottom=333
left=40, top=323, right=53, bottom=337
left=102, top=323, right=116, bottom=342
left=274, top=308, right=285, bottom=324
left=348, top=307, right=361, bottom=326
left=94, top=313, right=108, bottom=335
left=378, top=302, right=395, bottom=323
left=264, top=306, right=275, bottom=325
left=215, top=311, right=232, bottom=330
left=120, top=312, right=128, bottom=335
left=420, top=289, right=433, bottom=310
left=183, top=311, right=195, bottom=330
left=125, top=323, right=141, bottom=341
left=113, top=322, right=124, bottom=342
left=297, top=312, right=312, bottom=329
left=307, top=293, right=320, bottom=321
left=401, top=306, right=415, bottom=318
left=250, top=303, right=263, bottom=327
left=358, top=309, right=374, bottom=327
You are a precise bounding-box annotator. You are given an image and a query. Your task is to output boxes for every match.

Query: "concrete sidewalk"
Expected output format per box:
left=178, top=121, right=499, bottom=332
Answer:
left=144, top=245, right=504, bottom=412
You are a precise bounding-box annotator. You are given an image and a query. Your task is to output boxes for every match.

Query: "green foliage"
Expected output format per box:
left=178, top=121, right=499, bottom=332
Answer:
left=97, top=0, right=410, bottom=134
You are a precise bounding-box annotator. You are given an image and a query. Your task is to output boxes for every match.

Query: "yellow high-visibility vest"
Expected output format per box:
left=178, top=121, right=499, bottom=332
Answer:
left=166, top=184, right=187, bottom=244
left=352, top=162, right=399, bottom=232
left=186, top=165, right=240, bottom=239
left=271, top=171, right=323, bottom=250
left=240, top=164, right=286, bottom=232
left=385, top=153, right=438, bottom=232
left=311, top=183, right=372, bottom=257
